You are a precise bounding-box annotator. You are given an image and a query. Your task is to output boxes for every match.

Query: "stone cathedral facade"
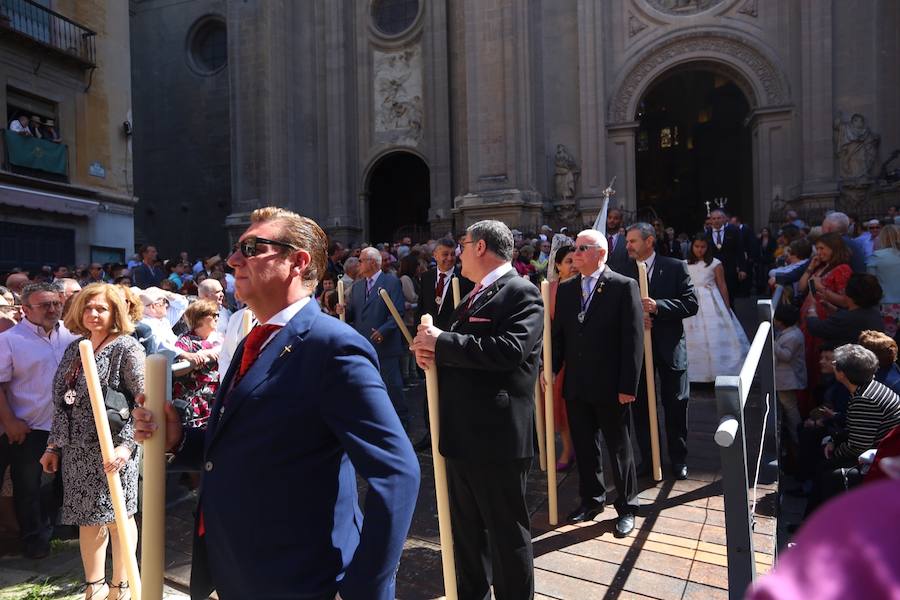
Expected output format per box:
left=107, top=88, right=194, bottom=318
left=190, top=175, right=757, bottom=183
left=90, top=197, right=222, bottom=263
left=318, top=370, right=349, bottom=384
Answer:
left=130, top=0, right=900, bottom=254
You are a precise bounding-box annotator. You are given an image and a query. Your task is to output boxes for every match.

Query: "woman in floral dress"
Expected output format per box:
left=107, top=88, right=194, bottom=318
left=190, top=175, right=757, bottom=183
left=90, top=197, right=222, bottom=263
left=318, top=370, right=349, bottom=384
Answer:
left=40, top=283, right=144, bottom=600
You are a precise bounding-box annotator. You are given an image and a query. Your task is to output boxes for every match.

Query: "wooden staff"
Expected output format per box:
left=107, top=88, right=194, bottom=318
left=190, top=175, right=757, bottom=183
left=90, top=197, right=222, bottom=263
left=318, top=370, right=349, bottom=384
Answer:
left=378, top=288, right=414, bottom=346
left=337, top=280, right=346, bottom=322
left=637, top=262, right=663, bottom=482
left=79, top=340, right=142, bottom=600
left=533, top=378, right=547, bottom=471
left=141, top=355, right=167, bottom=600
left=451, top=277, right=461, bottom=309
left=241, top=308, right=254, bottom=337
left=420, top=314, right=458, bottom=599
left=540, top=281, right=558, bottom=525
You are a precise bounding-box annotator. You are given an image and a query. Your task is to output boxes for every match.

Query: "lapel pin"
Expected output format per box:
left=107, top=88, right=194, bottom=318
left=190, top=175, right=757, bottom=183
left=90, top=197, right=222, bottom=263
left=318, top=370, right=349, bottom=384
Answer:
left=280, top=344, right=293, bottom=358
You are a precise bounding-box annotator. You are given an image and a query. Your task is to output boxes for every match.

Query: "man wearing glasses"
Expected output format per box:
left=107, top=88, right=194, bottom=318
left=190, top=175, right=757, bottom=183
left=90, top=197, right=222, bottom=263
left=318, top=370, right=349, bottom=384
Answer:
left=134, top=207, right=419, bottom=600
left=0, top=282, right=78, bottom=558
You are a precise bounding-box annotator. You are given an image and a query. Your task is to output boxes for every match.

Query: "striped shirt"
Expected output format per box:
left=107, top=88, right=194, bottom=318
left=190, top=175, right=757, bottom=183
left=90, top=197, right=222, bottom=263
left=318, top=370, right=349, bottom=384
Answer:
left=834, top=379, right=900, bottom=459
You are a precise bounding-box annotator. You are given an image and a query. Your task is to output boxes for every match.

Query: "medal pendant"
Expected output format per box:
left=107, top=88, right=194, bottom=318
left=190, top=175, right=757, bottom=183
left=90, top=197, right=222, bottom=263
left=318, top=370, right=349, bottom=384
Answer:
left=64, top=389, right=77, bottom=405
left=435, top=296, right=443, bottom=305
left=577, top=311, right=585, bottom=324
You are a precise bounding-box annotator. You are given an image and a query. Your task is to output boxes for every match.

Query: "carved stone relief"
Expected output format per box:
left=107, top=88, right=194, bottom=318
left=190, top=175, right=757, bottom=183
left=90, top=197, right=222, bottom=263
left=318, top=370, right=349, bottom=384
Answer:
left=628, top=11, right=649, bottom=37
left=833, top=111, right=880, bottom=180
left=374, top=45, right=423, bottom=147
left=609, top=32, right=787, bottom=123
left=737, top=0, right=758, bottom=17
left=645, top=0, right=724, bottom=16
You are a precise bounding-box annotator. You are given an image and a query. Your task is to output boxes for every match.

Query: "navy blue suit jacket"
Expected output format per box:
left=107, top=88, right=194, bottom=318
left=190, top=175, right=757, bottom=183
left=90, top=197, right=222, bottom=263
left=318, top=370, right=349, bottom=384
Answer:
left=346, top=272, right=407, bottom=358
left=178, top=300, right=420, bottom=599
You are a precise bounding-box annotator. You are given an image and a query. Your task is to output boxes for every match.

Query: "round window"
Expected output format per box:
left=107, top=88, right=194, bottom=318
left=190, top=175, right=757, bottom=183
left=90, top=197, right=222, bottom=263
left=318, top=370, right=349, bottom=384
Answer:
left=371, top=0, right=419, bottom=37
left=188, top=18, right=227, bottom=75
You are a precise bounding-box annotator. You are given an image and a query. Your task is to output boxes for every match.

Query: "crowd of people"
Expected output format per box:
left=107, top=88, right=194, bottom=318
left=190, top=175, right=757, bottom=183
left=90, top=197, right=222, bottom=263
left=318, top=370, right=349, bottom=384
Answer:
left=0, top=202, right=899, bottom=597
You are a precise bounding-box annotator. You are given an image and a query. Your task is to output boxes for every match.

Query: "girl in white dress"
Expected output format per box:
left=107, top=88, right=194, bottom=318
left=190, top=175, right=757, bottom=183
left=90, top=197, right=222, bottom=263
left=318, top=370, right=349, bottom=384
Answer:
left=683, top=234, right=750, bottom=382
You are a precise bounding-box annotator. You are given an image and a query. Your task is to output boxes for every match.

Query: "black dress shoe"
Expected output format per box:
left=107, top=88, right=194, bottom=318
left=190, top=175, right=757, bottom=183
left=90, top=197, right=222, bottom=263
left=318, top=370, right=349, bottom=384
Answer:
left=566, top=501, right=604, bottom=523
left=674, top=464, right=688, bottom=480
left=615, top=514, right=635, bottom=537
left=413, top=435, right=432, bottom=452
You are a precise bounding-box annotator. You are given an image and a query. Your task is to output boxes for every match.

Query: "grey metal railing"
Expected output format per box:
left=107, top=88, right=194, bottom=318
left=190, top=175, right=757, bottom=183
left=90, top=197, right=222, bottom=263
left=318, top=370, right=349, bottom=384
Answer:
left=0, top=0, right=96, bottom=66
left=714, top=286, right=782, bottom=599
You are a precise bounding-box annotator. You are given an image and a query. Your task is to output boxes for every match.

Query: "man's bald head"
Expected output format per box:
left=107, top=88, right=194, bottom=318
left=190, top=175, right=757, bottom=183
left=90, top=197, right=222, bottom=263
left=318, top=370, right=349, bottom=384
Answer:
left=198, top=278, right=225, bottom=306
left=5, top=273, right=29, bottom=294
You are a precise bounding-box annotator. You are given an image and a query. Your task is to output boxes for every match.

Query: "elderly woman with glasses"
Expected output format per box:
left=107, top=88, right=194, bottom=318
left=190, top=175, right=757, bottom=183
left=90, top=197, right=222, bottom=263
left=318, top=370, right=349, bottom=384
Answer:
left=39, top=283, right=144, bottom=599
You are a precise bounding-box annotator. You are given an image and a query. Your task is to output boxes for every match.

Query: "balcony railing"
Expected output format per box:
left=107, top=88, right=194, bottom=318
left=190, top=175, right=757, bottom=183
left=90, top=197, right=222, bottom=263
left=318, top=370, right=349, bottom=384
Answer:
left=2, top=128, right=69, bottom=182
left=0, top=0, right=96, bottom=67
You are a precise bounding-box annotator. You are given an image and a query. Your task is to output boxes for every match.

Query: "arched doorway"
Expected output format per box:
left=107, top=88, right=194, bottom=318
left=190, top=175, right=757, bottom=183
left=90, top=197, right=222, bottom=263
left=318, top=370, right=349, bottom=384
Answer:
left=635, top=69, right=752, bottom=235
left=366, top=151, right=430, bottom=243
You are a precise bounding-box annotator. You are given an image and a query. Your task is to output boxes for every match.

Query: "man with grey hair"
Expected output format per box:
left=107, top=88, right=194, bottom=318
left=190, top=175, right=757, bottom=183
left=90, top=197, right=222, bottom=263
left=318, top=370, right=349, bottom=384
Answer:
left=623, top=222, right=698, bottom=480
left=339, top=247, right=409, bottom=428
left=822, top=211, right=867, bottom=273
left=0, top=282, right=78, bottom=558
left=806, top=343, right=900, bottom=512
left=412, top=219, right=543, bottom=598
left=551, top=228, right=644, bottom=534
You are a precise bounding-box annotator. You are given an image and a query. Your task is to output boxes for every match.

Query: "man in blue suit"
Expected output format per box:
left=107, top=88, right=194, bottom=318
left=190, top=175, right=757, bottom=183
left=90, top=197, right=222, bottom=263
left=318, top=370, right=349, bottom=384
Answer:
left=134, top=207, right=420, bottom=600
left=339, top=247, right=410, bottom=429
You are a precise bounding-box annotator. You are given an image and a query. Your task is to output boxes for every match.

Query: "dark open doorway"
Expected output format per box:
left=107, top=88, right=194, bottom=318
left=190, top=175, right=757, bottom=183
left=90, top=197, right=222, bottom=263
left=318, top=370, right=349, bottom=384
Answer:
left=367, top=151, right=430, bottom=244
left=635, top=70, right=753, bottom=235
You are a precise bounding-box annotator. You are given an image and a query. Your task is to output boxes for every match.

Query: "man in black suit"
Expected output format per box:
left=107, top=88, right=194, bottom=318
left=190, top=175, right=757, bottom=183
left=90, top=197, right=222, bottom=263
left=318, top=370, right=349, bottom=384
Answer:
left=730, top=215, right=758, bottom=297
left=606, top=207, right=629, bottom=273
left=412, top=220, right=543, bottom=599
left=706, top=209, right=746, bottom=306
left=622, top=223, right=699, bottom=480
left=551, top=229, right=643, bottom=536
left=413, top=238, right=475, bottom=450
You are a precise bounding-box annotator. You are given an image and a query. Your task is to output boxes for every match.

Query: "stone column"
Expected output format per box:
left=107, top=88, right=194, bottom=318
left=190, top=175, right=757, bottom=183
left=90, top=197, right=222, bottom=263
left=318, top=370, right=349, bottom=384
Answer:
left=605, top=122, right=639, bottom=225
left=451, top=0, right=542, bottom=232
left=750, top=108, right=795, bottom=227
left=797, top=0, right=838, bottom=208
left=224, top=1, right=291, bottom=238
left=575, top=0, right=608, bottom=223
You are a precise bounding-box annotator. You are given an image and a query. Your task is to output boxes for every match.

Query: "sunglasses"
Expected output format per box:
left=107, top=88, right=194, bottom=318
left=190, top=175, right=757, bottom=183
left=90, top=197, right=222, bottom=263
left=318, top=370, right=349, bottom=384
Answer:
left=232, top=236, right=298, bottom=258
left=574, top=244, right=602, bottom=252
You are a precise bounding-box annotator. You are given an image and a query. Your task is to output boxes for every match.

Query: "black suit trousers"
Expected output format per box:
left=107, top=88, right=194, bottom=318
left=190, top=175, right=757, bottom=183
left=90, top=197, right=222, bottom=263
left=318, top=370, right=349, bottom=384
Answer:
left=633, top=362, right=690, bottom=466
left=446, top=458, right=533, bottom=600
left=566, top=397, right=639, bottom=516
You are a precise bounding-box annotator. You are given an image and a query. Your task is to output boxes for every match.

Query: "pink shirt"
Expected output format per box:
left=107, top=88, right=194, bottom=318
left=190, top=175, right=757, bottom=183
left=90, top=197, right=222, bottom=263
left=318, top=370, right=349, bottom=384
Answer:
left=0, top=318, right=78, bottom=432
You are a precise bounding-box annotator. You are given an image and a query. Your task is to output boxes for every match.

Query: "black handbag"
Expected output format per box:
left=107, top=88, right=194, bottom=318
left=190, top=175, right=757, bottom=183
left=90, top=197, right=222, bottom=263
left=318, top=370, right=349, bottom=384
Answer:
left=104, top=388, right=132, bottom=438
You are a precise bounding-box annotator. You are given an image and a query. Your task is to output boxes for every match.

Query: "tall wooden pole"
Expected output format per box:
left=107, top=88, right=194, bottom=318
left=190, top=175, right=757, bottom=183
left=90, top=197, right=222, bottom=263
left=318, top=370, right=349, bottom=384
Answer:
left=637, top=262, right=663, bottom=482
left=337, top=280, right=346, bottom=322
left=534, top=379, right=547, bottom=472
left=378, top=288, right=414, bottom=345
left=79, top=340, right=142, bottom=600
left=420, top=314, right=458, bottom=599
left=141, top=355, right=167, bottom=599
left=540, top=281, right=558, bottom=525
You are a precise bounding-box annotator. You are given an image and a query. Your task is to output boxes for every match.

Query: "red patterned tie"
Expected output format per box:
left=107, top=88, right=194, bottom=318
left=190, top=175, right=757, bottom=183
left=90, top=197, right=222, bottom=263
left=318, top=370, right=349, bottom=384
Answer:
left=436, top=272, right=446, bottom=299
left=466, top=284, right=484, bottom=310
left=235, top=324, right=282, bottom=384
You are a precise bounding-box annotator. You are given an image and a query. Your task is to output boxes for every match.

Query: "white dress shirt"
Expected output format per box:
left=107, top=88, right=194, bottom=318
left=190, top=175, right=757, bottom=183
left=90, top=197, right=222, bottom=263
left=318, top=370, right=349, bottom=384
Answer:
left=0, top=319, right=78, bottom=432
left=471, top=263, right=514, bottom=304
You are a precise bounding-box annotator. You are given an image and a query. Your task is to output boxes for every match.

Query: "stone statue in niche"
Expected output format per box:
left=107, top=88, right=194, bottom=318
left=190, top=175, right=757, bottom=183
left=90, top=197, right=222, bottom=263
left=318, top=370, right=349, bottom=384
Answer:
left=554, top=144, right=579, bottom=201
left=833, top=111, right=880, bottom=180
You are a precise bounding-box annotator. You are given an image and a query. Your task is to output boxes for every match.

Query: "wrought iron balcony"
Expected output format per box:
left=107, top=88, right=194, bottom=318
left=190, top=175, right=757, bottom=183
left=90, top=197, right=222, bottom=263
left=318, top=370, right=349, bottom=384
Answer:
left=0, top=0, right=96, bottom=67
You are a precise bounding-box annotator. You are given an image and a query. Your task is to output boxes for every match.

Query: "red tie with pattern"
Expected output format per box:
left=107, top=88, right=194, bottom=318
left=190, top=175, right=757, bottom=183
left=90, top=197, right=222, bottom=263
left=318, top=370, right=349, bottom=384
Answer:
left=235, top=324, right=282, bottom=385
left=466, top=283, right=484, bottom=310
left=436, top=272, right=446, bottom=300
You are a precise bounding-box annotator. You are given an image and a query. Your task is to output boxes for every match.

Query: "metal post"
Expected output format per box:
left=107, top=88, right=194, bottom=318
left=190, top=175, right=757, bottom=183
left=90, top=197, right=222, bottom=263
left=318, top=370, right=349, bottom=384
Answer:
left=756, top=298, right=779, bottom=554
left=714, top=375, right=756, bottom=599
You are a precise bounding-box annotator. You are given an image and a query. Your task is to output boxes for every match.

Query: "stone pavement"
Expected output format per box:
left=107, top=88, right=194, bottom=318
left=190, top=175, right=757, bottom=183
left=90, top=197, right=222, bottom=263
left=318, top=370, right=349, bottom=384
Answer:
left=0, top=375, right=777, bottom=599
